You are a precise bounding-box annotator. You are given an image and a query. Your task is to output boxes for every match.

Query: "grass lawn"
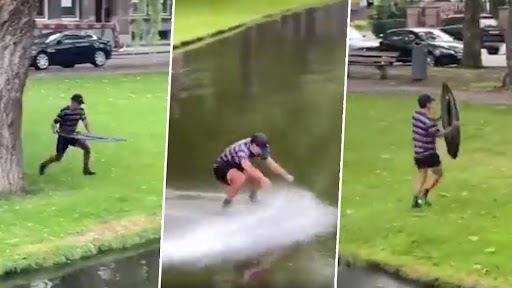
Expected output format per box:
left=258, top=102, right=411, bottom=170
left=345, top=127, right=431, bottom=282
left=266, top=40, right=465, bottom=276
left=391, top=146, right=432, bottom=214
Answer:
left=173, top=0, right=332, bottom=45
left=0, top=72, right=168, bottom=275
left=339, top=93, right=512, bottom=287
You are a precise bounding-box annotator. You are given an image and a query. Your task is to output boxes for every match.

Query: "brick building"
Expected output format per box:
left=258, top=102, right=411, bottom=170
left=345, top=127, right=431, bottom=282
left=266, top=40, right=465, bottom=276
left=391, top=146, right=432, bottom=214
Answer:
left=35, top=0, right=173, bottom=44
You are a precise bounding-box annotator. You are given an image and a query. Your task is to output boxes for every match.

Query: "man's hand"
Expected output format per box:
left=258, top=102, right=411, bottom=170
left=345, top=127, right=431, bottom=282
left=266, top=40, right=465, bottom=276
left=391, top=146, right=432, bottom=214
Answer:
left=283, top=173, right=294, bottom=182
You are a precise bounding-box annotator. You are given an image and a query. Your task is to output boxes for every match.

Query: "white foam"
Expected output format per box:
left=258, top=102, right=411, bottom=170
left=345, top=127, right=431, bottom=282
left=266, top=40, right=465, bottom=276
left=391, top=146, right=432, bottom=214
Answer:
left=161, top=185, right=337, bottom=268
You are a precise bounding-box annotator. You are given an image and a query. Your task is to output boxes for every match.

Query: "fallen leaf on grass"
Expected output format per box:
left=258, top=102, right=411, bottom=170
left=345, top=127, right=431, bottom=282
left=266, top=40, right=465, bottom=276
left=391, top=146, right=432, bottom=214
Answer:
left=439, top=193, right=450, bottom=197
left=484, top=247, right=496, bottom=253
left=468, top=236, right=479, bottom=241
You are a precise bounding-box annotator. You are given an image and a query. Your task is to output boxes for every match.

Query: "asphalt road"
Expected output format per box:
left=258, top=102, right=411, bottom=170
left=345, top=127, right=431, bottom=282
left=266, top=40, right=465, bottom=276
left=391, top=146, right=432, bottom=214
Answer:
left=29, top=52, right=171, bottom=78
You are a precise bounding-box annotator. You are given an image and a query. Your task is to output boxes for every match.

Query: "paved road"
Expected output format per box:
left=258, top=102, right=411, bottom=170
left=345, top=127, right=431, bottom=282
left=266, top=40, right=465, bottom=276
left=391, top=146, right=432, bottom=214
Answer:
left=29, top=52, right=171, bottom=78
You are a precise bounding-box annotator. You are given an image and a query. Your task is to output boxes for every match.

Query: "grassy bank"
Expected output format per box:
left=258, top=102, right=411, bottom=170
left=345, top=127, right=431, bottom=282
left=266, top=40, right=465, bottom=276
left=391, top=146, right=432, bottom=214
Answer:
left=339, top=93, right=512, bottom=287
left=0, top=72, right=167, bottom=275
left=173, top=0, right=332, bottom=45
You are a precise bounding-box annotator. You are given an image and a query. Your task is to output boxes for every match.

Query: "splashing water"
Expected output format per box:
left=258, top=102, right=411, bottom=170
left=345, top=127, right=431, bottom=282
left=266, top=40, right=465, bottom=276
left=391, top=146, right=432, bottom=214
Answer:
left=161, top=185, right=337, bottom=268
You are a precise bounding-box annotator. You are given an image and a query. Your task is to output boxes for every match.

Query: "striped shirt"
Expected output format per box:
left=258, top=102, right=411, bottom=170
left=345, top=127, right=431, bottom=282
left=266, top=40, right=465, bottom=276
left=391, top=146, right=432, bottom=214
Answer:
left=412, top=110, right=439, bottom=158
left=217, top=138, right=270, bottom=165
left=54, top=106, right=86, bottom=135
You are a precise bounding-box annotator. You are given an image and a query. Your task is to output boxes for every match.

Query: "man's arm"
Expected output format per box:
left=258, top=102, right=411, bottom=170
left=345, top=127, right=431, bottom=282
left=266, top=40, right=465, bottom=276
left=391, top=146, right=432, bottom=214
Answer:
left=240, top=158, right=266, bottom=180
left=434, top=121, right=459, bottom=138
left=52, top=112, right=62, bottom=134
left=82, top=119, right=92, bottom=133
left=264, top=157, right=294, bottom=182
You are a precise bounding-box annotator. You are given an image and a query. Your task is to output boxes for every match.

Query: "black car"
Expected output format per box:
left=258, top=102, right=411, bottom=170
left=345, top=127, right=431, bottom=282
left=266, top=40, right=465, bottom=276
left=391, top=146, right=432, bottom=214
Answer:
left=377, top=28, right=463, bottom=67
left=31, top=31, right=113, bottom=70
left=440, top=13, right=504, bottom=55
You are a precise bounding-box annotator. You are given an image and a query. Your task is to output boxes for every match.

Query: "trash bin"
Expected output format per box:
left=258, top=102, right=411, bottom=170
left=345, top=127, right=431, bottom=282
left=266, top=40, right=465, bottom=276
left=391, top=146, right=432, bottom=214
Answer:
left=411, top=43, right=428, bottom=81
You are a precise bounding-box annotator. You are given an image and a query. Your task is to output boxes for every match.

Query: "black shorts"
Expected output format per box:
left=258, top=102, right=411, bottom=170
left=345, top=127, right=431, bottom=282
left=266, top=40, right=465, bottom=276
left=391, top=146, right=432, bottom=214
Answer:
left=414, top=152, right=441, bottom=170
left=56, top=135, right=81, bottom=155
left=213, top=161, right=244, bottom=185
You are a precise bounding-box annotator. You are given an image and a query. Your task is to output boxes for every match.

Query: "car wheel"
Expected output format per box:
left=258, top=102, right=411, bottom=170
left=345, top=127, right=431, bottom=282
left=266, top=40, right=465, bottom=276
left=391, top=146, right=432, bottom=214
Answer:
left=92, top=49, right=107, bottom=67
left=34, top=52, right=50, bottom=71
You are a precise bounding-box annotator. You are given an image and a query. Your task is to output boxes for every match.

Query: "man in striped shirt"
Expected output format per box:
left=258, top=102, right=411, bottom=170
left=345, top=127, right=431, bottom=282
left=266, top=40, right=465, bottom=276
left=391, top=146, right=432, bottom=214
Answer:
left=213, top=133, right=294, bottom=208
left=39, top=94, right=95, bottom=176
left=412, top=94, right=459, bottom=208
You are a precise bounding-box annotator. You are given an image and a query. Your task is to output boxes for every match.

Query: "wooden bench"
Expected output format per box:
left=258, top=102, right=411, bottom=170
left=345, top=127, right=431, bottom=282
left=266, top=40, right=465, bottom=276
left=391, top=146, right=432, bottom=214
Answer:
left=347, top=50, right=399, bottom=80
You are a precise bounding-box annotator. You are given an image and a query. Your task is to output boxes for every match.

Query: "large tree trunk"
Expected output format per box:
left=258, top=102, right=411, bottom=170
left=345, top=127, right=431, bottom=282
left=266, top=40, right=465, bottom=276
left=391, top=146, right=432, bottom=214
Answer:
left=0, top=1, right=38, bottom=193
left=462, top=0, right=483, bottom=68
left=506, top=4, right=512, bottom=91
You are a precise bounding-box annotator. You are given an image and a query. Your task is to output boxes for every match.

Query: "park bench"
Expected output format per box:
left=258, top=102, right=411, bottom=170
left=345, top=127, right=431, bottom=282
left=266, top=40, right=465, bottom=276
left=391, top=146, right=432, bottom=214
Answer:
left=347, top=50, right=399, bottom=80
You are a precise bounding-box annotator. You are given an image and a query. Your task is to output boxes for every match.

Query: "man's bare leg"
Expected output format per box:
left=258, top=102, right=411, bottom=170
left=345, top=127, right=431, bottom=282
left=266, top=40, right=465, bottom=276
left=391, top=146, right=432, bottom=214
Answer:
left=224, top=169, right=247, bottom=208
left=413, top=169, right=428, bottom=208
left=244, top=170, right=263, bottom=202
left=422, top=166, right=443, bottom=206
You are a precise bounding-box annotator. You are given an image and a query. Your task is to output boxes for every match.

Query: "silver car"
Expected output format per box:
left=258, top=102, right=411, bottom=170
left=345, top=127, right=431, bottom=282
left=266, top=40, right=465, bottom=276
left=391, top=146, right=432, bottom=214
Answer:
left=348, top=26, right=380, bottom=51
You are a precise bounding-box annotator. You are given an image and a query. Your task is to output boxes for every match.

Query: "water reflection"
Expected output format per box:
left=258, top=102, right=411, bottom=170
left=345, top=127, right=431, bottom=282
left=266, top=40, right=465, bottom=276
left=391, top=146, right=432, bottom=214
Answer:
left=163, top=2, right=347, bottom=287
left=4, top=248, right=159, bottom=288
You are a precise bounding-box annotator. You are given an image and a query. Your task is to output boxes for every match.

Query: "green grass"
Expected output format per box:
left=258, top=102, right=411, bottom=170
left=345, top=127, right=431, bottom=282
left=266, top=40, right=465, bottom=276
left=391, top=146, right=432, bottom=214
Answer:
left=173, top=0, right=332, bottom=45
left=0, top=72, right=168, bottom=275
left=339, top=93, right=512, bottom=287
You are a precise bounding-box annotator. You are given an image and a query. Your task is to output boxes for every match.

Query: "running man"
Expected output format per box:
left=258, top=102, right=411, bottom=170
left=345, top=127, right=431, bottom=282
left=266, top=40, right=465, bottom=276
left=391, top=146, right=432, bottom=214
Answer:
left=412, top=94, right=459, bottom=208
left=39, top=94, right=95, bottom=176
left=213, top=133, right=294, bottom=208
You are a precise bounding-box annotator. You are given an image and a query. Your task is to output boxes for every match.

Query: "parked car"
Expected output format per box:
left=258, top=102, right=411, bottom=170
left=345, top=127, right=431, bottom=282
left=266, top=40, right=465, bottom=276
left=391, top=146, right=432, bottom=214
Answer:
left=348, top=26, right=381, bottom=51
left=376, top=28, right=463, bottom=67
left=31, top=31, right=113, bottom=70
left=439, top=13, right=504, bottom=55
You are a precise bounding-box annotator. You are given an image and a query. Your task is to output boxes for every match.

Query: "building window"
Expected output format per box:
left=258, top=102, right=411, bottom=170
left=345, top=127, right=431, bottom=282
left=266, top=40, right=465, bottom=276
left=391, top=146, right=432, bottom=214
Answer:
left=161, top=0, right=171, bottom=15
left=61, top=0, right=80, bottom=19
left=131, top=0, right=148, bottom=15
left=36, top=0, right=48, bottom=19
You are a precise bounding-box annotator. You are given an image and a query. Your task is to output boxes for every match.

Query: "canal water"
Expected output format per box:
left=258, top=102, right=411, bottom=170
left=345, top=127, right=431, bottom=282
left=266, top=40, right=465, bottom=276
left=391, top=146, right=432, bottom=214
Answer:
left=163, top=2, right=347, bottom=288
left=1, top=246, right=160, bottom=288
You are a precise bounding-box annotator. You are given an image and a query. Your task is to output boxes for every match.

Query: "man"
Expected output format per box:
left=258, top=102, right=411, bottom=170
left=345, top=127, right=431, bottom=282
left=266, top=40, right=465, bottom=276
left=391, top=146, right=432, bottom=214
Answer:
left=213, top=133, right=294, bottom=208
left=39, top=94, right=95, bottom=176
left=412, top=94, right=459, bottom=208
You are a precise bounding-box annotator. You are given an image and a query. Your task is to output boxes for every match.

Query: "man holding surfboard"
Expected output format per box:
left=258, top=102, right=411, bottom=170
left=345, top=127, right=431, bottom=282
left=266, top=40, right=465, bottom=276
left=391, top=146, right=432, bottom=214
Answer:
left=213, top=133, right=294, bottom=208
left=411, top=94, right=459, bottom=208
left=39, top=94, right=96, bottom=176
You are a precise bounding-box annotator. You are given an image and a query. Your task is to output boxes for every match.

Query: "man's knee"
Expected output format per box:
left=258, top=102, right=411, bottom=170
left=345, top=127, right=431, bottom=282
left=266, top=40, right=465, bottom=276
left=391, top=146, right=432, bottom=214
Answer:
left=228, top=170, right=246, bottom=186
left=432, top=167, right=443, bottom=177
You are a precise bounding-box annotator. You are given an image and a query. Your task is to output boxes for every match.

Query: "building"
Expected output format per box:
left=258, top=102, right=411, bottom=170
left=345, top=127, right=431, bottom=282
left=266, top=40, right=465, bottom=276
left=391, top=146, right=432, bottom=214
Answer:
left=35, top=0, right=172, bottom=45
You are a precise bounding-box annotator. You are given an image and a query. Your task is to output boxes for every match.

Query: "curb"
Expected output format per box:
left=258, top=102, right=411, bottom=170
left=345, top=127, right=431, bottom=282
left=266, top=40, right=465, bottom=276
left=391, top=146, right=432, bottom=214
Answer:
left=113, top=50, right=171, bottom=57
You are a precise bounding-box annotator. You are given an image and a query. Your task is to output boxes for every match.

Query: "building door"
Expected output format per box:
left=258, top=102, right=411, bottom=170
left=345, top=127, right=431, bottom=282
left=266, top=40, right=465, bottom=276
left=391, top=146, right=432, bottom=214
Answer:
left=95, top=0, right=104, bottom=22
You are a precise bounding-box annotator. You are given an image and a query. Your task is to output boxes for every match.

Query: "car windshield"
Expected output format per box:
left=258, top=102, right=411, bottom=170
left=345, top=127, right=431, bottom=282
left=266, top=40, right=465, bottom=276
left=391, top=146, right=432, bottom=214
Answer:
left=348, top=27, right=364, bottom=39
left=417, top=30, right=455, bottom=42
left=34, top=32, right=61, bottom=44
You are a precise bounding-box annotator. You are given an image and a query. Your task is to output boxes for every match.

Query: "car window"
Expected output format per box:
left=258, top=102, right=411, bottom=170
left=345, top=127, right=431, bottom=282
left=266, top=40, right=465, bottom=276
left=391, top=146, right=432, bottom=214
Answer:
left=417, top=30, right=454, bottom=42
left=402, top=32, right=416, bottom=42
left=61, top=34, right=85, bottom=42
left=383, top=31, right=402, bottom=41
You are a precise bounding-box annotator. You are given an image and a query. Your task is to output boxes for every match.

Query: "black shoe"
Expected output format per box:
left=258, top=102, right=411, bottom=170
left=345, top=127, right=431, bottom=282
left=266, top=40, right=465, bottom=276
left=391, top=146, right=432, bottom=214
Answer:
left=83, top=168, right=96, bottom=176
left=423, top=189, right=432, bottom=207
left=411, top=195, right=421, bottom=209
left=222, top=198, right=232, bottom=208
left=249, top=190, right=258, bottom=202
left=39, top=163, right=47, bottom=176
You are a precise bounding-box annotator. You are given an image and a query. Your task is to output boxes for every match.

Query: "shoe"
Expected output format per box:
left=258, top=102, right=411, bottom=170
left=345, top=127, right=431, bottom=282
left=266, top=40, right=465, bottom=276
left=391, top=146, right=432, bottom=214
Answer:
left=83, top=168, right=96, bottom=176
left=411, top=195, right=422, bottom=209
left=249, top=190, right=258, bottom=202
left=222, top=198, right=232, bottom=208
left=423, top=189, right=432, bottom=207
left=39, top=163, right=47, bottom=176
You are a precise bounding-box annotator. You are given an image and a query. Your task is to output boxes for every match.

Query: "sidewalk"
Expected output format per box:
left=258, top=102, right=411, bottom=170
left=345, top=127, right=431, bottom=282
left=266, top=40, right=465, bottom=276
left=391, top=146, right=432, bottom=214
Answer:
left=113, top=45, right=171, bottom=56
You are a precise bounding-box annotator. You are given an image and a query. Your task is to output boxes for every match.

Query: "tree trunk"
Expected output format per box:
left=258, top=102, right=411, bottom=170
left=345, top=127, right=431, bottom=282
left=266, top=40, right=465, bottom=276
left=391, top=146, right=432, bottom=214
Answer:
left=0, top=1, right=38, bottom=193
left=462, top=0, right=483, bottom=68
left=507, top=3, right=512, bottom=91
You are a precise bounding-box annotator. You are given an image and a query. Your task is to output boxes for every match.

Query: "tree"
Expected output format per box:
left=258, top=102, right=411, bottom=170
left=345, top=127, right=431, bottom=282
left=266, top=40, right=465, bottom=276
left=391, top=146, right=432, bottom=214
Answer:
left=462, top=0, right=483, bottom=68
left=0, top=1, right=39, bottom=194
left=506, top=2, right=512, bottom=89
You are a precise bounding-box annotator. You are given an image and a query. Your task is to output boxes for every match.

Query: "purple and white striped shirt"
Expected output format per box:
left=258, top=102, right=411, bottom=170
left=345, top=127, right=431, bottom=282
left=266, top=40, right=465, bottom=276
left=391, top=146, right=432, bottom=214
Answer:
left=412, top=110, right=439, bottom=158
left=217, top=138, right=270, bottom=165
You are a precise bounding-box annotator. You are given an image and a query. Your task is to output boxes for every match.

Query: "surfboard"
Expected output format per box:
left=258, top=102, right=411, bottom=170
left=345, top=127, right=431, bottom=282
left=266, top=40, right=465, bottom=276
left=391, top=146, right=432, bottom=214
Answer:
left=440, top=82, right=460, bottom=159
